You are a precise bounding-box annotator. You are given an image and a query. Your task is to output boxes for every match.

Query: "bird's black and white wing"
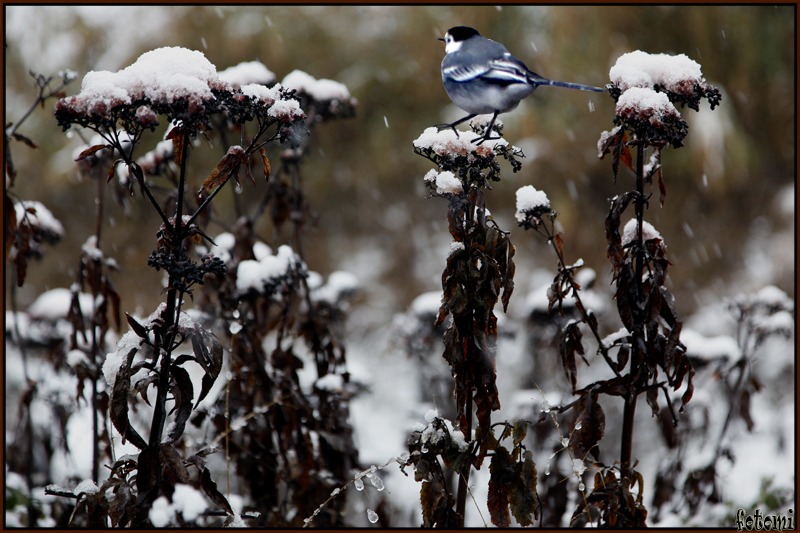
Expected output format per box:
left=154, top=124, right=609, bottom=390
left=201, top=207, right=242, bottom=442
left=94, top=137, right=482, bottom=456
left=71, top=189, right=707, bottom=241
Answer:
left=482, top=54, right=531, bottom=84
left=442, top=59, right=490, bottom=83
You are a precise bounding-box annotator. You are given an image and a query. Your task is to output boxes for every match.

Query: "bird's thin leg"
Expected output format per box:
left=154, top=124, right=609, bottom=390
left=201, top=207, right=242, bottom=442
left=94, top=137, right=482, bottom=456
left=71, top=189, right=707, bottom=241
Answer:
left=435, top=114, right=477, bottom=138
left=472, top=112, right=500, bottom=145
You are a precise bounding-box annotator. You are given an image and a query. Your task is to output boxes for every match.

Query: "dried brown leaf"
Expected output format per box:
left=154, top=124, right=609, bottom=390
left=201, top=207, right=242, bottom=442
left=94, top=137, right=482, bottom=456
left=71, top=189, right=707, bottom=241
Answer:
left=259, top=147, right=271, bottom=180
left=559, top=321, right=583, bottom=392
left=108, top=480, right=135, bottom=528
left=167, top=364, right=193, bottom=442
left=4, top=133, right=17, bottom=186
left=13, top=219, right=32, bottom=287
left=191, top=325, right=223, bottom=407
left=512, top=419, right=527, bottom=448
left=109, top=348, right=148, bottom=449
left=104, top=276, right=121, bottom=332
left=75, top=144, right=107, bottom=161
left=200, top=466, right=234, bottom=516
left=165, top=127, right=186, bottom=167
left=509, top=450, right=538, bottom=526
left=488, top=445, right=514, bottom=527
left=570, top=390, right=605, bottom=461
left=646, top=387, right=660, bottom=417
left=126, top=312, right=149, bottom=339
left=4, top=192, right=17, bottom=260
left=160, top=443, right=190, bottom=485
left=199, top=147, right=248, bottom=196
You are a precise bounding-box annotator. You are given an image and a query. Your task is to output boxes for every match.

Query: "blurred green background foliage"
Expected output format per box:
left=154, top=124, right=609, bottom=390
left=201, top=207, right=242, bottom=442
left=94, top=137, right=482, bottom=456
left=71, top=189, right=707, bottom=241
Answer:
left=5, top=5, right=795, bottom=318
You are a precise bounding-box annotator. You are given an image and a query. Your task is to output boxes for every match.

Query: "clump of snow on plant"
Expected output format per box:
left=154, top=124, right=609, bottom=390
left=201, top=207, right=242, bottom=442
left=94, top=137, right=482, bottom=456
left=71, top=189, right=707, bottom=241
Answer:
left=267, top=98, right=306, bottom=122
left=282, top=69, right=351, bottom=102
left=514, top=185, right=550, bottom=222
left=315, top=373, right=344, bottom=392
left=743, top=284, right=794, bottom=311
left=424, top=169, right=462, bottom=195
left=56, top=47, right=228, bottom=117
left=312, top=270, right=360, bottom=303
left=681, top=329, right=739, bottom=362
left=236, top=244, right=304, bottom=293
left=449, top=241, right=465, bottom=256
left=102, top=302, right=195, bottom=390
left=135, top=105, right=157, bottom=126
left=206, top=232, right=235, bottom=264
left=410, top=291, right=443, bottom=317
left=601, top=327, right=630, bottom=348
left=72, top=479, right=99, bottom=495
left=610, top=50, right=704, bottom=94
left=27, top=287, right=93, bottom=321
left=137, top=139, right=174, bottom=173
left=14, top=200, right=65, bottom=237
left=219, top=60, right=276, bottom=88
left=597, top=126, right=622, bottom=158
left=241, top=82, right=283, bottom=105
left=414, top=127, right=509, bottom=157
left=616, top=87, right=680, bottom=124
left=80, top=235, right=104, bottom=261
left=622, top=218, right=662, bottom=245
left=419, top=409, right=469, bottom=452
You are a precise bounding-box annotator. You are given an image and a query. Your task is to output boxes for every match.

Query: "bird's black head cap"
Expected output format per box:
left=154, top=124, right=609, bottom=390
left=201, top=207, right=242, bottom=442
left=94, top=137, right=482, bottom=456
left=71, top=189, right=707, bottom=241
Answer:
left=446, top=26, right=480, bottom=41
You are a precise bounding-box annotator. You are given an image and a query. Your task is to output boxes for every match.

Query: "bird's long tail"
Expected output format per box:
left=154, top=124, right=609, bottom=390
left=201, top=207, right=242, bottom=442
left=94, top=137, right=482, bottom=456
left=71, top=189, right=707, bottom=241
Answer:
left=531, top=74, right=605, bottom=92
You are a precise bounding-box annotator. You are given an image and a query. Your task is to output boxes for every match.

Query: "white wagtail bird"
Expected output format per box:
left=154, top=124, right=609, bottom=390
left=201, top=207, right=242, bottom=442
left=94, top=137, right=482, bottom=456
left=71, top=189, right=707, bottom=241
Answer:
left=437, top=26, right=604, bottom=144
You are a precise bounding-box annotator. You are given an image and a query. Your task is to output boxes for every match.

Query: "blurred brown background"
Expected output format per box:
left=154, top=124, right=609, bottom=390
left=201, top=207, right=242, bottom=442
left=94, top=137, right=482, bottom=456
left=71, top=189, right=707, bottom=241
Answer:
left=5, top=5, right=795, bottom=319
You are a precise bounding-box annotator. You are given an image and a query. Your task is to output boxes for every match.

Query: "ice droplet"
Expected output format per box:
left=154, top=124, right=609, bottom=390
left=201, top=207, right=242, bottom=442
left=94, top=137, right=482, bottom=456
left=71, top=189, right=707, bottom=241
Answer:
left=232, top=309, right=240, bottom=319
left=367, top=472, right=385, bottom=491
left=561, top=437, right=569, bottom=447
left=579, top=482, right=585, bottom=492
left=354, top=478, right=364, bottom=491
left=367, top=508, right=379, bottom=524
left=541, top=400, right=551, bottom=414
left=229, top=322, right=243, bottom=335
left=331, top=487, right=341, bottom=497
left=575, top=422, right=582, bottom=430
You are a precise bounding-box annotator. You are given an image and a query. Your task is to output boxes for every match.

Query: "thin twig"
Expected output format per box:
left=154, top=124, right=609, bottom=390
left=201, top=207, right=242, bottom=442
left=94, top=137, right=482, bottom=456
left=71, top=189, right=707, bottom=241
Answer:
left=538, top=219, right=621, bottom=378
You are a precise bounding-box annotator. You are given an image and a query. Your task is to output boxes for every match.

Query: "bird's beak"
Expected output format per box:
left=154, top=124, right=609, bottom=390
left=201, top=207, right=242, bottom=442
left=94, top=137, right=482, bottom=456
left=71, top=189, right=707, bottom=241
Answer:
left=438, top=37, right=445, bottom=42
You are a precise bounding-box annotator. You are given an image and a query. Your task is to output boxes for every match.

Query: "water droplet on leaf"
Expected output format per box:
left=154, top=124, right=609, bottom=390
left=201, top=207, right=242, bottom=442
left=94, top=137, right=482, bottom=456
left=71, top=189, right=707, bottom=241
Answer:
left=367, top=509, right=379, bottom=524
left=367, top=472, right=385, bottom=491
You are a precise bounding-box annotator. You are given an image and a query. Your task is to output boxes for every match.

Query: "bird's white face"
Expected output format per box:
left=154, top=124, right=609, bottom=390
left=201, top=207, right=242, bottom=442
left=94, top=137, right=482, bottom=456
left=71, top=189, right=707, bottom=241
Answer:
left=443, top=32, right=462, bottom=54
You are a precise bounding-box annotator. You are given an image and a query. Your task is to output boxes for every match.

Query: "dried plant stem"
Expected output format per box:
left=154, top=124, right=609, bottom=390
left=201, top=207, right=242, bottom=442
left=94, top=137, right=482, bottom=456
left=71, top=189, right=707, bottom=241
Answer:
left=455, top=389, right=472, bottom=525
left=137, top=133, right=190, bottom=525
left=89, top=169, right=104, bottom=483
left=11, top=274, right=37, bottom=526
left=226, top=377, right=231, bottom=499
left=620, top=141, right=647, bottom=477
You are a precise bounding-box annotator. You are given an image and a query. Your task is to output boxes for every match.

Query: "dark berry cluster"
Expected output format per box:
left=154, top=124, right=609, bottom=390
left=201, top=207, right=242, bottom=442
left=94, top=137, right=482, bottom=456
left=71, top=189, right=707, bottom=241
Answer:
left=148, top=247, right=226, bottom=292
